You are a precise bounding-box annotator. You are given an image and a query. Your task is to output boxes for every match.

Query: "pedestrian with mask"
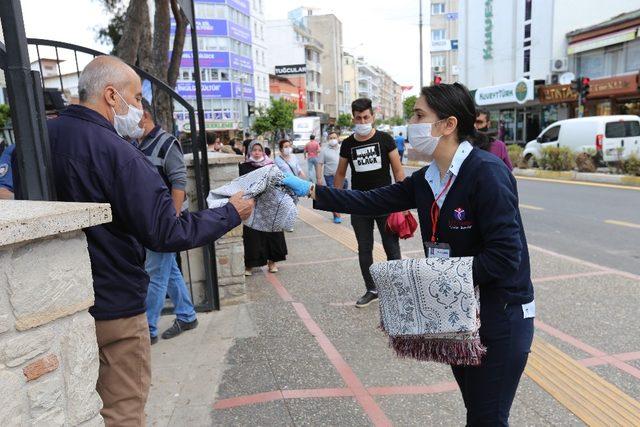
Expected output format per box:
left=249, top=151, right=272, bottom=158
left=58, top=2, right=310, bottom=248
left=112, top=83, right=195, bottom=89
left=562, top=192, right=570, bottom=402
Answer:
left=316, top=131, right=348, bottom=223
left=333, top=98, right=405, bottom=308
left=275, top=138, right=306, bottom=179
left=241, top=141, right=287, bottom=275
left=474, top=110, right=512, bottom=170
left=137, top=98, right=198, bottom=345
left=45, top=56, right=255, bottom=426
left=282, top=82, right=534, bottom=426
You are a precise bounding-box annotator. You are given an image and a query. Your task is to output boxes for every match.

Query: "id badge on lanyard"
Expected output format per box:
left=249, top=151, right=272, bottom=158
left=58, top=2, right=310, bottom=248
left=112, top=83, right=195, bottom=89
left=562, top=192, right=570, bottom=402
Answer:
left=426, top=175, right=453, bottom=259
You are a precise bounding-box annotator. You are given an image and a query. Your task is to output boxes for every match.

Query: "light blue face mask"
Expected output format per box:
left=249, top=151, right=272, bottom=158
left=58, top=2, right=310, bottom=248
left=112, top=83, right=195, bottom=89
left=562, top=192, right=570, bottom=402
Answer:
left=112, top=90, right=144, bottom=139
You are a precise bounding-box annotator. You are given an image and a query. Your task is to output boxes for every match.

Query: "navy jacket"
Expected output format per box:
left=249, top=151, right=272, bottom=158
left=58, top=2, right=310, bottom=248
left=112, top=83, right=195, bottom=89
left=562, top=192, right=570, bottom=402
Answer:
left=48, top=105, right=240, bottom=320
left=314, top=147, right=533, bottom=306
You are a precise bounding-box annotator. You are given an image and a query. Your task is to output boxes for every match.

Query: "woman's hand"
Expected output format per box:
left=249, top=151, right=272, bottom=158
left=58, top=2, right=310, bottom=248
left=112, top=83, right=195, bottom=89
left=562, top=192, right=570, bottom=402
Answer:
left=282, top=174, right=312, bottom=197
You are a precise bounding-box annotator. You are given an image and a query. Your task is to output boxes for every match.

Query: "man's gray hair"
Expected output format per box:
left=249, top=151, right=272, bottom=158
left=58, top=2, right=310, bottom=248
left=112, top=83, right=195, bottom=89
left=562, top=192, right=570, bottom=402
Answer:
left=78, top=55, right=133, bottom=103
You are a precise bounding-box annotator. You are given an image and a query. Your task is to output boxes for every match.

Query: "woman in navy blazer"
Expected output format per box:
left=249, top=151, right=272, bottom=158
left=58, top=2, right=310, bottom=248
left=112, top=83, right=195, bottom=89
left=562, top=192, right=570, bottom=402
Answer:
left=283, top=83, right=534, bottom=426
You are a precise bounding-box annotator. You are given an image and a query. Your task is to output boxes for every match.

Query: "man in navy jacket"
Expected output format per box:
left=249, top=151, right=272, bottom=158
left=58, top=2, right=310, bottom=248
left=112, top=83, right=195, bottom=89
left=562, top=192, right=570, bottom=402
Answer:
left=47, top=55, right=254, bottom=425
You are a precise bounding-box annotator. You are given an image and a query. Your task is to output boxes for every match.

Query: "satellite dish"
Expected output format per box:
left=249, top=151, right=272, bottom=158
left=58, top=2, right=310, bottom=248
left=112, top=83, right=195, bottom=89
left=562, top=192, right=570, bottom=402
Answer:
left=559, top=72, right=575, bottom=85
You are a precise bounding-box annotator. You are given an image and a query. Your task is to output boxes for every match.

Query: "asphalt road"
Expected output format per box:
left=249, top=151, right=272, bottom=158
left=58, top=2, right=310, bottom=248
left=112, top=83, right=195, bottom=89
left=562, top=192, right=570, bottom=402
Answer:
left=514, top=177, right=640, bottom=275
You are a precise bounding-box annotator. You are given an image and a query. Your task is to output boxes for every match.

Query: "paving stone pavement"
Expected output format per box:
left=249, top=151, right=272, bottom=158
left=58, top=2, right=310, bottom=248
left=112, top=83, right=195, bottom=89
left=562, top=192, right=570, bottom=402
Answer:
left=145, top=198, right=640, bottom=426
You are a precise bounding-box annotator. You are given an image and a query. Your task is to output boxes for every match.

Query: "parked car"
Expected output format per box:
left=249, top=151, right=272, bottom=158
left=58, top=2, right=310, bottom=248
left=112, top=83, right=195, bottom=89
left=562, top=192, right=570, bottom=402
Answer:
left=522, top=115, right=640, bottom=166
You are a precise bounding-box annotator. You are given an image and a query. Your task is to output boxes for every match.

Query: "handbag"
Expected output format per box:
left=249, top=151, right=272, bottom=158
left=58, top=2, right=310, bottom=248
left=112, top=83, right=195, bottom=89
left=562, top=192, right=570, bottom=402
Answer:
left=369, top=256, right=486, bottom=366
left=385, top=211, right=418, bottom=239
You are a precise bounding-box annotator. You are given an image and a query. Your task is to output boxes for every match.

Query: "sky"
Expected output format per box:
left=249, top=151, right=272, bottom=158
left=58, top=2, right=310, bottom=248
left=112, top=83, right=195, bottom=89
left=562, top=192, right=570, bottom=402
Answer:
left=19, top=0, right=430, bottom=96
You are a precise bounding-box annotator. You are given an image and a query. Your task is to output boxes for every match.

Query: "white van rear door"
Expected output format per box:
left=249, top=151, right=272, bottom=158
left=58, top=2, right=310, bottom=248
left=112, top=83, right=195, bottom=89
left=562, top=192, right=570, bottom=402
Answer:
left=603, top=120, right=640, bottom=162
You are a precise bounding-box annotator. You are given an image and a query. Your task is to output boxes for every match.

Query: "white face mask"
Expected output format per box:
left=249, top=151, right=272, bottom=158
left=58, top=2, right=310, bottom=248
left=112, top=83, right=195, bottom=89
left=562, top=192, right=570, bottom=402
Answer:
left=407, top=120, right=444, bottom=156
left=112, top=90, right=144, bottom=139
left=283, top=147, right=293, bottom=156
left=354, top=123, right=372, bottom=136
left=328, top=139, right=339, bottom=147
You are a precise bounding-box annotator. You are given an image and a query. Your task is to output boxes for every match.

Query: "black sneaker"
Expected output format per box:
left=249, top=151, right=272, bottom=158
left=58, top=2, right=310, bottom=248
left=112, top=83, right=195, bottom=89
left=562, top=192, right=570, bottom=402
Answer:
left=161, top=318, right=199, bottom=340
left=150, top=335, right=158, bottom=345
left=355, top=292, right=379, bottom=308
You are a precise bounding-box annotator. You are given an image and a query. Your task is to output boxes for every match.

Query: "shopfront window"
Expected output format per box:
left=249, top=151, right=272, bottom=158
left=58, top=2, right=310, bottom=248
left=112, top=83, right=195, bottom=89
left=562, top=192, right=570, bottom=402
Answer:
left=625, top=38, right=640, bottom=72
left=499, top=110, right=515, bottom=142
left=619, top=101, right=640, bottom=116
left=604, top=45, right=624, bottom=76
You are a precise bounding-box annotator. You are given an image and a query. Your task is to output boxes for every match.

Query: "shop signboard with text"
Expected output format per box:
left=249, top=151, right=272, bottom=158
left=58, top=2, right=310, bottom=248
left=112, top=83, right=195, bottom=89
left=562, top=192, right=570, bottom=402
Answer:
left=180, top=51, right=253, bottom=73
left=475, top=79, right=534, bottom=106
left=587, top=74, right=639, bottom=99
left=538, top=84, right=578, bottom=104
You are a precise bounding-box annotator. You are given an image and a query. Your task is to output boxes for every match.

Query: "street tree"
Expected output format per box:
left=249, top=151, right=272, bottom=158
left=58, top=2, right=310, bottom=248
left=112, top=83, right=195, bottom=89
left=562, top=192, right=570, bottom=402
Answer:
left=267, top=98, right=297, bottom=140
left=403, top=95, right=417, bottom=120
left=97, top=0, right=188, bottom=129
left=337, top=113, right=352, bottom=129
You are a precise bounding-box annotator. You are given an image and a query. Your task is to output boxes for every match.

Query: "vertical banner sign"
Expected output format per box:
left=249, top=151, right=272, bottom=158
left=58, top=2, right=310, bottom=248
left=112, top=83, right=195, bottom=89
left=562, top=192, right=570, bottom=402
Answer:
left=483, top=0, right=493, bottom=60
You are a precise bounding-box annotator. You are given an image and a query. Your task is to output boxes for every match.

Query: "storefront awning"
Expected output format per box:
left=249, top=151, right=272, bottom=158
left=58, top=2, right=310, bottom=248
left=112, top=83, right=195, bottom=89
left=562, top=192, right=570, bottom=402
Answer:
left=568, top=27, right=638, bottom=55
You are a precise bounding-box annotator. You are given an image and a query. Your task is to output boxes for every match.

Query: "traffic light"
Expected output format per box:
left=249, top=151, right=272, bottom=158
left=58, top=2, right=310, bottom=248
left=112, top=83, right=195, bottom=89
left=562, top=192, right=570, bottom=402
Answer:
left=570, top=78, right=581, bottom=93
left=247, top=104, right=255, bottom=116
left=433, top=75, right=442, bottom=85
left=580, top=77, right=590, bottom=103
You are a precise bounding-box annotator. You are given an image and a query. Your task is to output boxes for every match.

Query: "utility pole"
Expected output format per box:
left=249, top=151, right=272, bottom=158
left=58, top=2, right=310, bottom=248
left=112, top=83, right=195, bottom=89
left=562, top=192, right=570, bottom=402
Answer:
left=419, top=0, right=424, bottom=88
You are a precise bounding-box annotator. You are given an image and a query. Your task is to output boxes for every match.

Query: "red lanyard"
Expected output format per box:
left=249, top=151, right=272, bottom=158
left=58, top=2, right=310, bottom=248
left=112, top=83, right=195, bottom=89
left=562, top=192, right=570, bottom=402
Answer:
left=430, top=175, right=454, bottom=242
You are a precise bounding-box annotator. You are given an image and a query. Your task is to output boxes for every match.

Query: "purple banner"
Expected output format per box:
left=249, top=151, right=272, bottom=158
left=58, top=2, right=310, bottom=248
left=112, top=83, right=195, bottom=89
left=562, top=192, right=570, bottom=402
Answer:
left=226, top=0, right=250, bottom=16
left=229, top=53, right=253, bottom=73
left=180, top=51, right=230, bottom=68
left=228, top=21, right=252, bottom=44
left=171, top=19, right=227, bottom=36
left=176, top=82, right=233, bottom=99
left=232, top=83, right=255, bottom=100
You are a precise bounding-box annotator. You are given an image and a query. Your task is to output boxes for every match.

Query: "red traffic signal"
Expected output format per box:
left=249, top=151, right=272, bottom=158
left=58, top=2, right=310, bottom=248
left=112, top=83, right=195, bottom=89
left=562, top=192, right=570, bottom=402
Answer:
left=433, top=75, right=442, bottom=85
left=581, top=77, right=590, bottom=87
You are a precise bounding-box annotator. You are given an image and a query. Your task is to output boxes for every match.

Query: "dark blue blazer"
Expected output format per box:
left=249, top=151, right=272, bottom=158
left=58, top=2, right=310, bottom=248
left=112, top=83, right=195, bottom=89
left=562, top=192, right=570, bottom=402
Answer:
left=314, top=147, right=534, bottom=306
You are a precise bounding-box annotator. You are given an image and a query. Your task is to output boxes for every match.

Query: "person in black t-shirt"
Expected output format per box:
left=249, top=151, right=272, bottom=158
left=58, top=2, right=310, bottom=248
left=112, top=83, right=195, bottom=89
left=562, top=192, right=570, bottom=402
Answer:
left=333, top=98, right=405, bottom=308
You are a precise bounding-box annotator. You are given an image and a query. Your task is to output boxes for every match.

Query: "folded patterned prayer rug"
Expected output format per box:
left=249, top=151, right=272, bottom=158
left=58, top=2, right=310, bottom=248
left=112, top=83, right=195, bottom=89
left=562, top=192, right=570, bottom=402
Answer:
left=369, top=257, right=486, bottom=366
left=207, top=165, right=298, bottom=232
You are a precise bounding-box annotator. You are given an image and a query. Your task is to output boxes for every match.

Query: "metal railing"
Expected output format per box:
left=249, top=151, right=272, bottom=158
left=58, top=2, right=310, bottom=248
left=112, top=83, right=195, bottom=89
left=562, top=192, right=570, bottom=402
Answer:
left=27, top=38, right=221, bottom=312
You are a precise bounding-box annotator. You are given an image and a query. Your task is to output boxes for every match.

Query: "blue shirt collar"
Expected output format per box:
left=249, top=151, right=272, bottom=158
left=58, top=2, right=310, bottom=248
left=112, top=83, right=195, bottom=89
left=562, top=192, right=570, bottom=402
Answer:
left=426, top=141, right=474, bottom=180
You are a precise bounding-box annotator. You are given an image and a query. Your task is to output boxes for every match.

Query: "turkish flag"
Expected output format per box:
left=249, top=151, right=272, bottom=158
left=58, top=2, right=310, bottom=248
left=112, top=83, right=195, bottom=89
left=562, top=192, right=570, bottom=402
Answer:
left=298, top=87, right=304, bottom=109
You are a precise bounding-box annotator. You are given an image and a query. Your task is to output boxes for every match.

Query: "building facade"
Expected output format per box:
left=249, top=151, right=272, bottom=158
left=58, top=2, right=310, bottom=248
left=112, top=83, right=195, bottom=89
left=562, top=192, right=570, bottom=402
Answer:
left=307, top=14, right=344, bottom=120
left=357, top=59, right=381, bottom=113
left=342, top=52, right=358, bottom=114
left=429, top=0, right=460, bottom=84
left=265, top=9, right=324, bottom=115
left=250, top=0, right=270, bottom=110
left=172, top=0, right=256, bottom=134
left=565, top=9, right=640, bottom=117
left=458, top=0, right=637, bottom=144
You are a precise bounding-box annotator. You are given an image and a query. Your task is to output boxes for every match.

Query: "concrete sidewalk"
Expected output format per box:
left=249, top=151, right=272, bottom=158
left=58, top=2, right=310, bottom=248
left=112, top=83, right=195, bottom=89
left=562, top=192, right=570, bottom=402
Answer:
left=146, top=200, right=640, bottom=426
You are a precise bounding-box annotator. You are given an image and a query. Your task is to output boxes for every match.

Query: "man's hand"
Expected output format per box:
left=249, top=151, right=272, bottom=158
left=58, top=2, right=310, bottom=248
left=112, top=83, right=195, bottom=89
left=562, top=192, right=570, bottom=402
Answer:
left=229, top=191, right=255, bottom=220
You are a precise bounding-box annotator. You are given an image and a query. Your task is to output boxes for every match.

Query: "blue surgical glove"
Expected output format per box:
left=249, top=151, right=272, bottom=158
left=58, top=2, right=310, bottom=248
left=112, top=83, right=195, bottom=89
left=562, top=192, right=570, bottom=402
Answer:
left=282, top=174, right=312, bottom=197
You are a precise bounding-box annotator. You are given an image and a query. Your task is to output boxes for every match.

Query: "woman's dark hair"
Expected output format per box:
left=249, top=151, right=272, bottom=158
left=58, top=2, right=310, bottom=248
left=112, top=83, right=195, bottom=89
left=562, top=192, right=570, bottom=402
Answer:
left=420, top=83, right=487, bottom=148
left=328, top=131, right=338, bottom=138
left=278, top=139, right=290, bottom=150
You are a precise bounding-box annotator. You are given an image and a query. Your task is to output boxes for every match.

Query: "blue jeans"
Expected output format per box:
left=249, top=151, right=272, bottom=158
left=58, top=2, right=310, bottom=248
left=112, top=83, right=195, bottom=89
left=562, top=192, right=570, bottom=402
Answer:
left=307, top=157, right=319, bottom=183
left=145, top=250, right=197, bottom=338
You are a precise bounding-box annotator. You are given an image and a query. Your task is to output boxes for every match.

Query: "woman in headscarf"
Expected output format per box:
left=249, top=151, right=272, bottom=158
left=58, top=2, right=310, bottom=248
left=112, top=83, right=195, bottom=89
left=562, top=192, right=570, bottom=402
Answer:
left=240, top=140, right=288, bottom=275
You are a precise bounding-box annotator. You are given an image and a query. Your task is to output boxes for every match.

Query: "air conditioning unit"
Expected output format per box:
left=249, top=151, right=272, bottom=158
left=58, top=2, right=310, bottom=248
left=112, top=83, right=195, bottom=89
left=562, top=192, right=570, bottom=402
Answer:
left=551, top=58, right=568, bottom=73
left=432, top=66, right=443, bottom=72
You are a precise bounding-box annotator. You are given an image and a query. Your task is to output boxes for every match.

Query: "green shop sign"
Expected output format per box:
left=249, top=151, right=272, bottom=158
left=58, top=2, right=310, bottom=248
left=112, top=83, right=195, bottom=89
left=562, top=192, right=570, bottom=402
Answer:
left=483, top=0, right=493, bottom=60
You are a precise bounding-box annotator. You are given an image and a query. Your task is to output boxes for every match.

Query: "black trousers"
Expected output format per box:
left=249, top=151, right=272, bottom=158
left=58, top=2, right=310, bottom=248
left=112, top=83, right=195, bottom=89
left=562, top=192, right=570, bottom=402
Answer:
left=350, top=214, right=402, bottom=292
left=451, top=303, right=534, bottom=426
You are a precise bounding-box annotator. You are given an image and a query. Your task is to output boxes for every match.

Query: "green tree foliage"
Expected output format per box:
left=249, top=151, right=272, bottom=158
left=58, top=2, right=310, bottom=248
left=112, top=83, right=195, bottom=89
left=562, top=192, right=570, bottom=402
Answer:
left=337, top=113, right=352, bottom=128
left=0, top=104, right=11, bottom=128
left=251, top=98, right=297, bottom=136
left=403, top=95, right=417, bottom=120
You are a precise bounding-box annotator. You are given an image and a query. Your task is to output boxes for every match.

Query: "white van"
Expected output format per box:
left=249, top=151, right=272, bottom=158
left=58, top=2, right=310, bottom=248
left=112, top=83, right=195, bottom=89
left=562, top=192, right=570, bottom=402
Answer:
left=522, top=115, right=640, bottom=165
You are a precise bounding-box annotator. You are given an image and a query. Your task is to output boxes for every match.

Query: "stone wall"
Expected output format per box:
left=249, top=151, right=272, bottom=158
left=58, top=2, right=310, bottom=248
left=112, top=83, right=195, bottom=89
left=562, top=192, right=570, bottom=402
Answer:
left=183, top=152, right=246, bottom=305
left=0, top=200, right=112, bottom=426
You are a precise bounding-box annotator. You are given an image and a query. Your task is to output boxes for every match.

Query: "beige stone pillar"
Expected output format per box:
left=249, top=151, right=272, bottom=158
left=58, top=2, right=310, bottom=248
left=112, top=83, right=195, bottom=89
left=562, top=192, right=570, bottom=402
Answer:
left=183, top=152, right=246, bottom=305
left=0, top=200, right=112, bottom=426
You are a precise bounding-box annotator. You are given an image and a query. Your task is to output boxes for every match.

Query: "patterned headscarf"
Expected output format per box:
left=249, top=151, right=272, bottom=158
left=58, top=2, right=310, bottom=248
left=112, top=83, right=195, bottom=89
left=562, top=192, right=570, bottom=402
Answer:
left=246, top=140, right=274, bottom=167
